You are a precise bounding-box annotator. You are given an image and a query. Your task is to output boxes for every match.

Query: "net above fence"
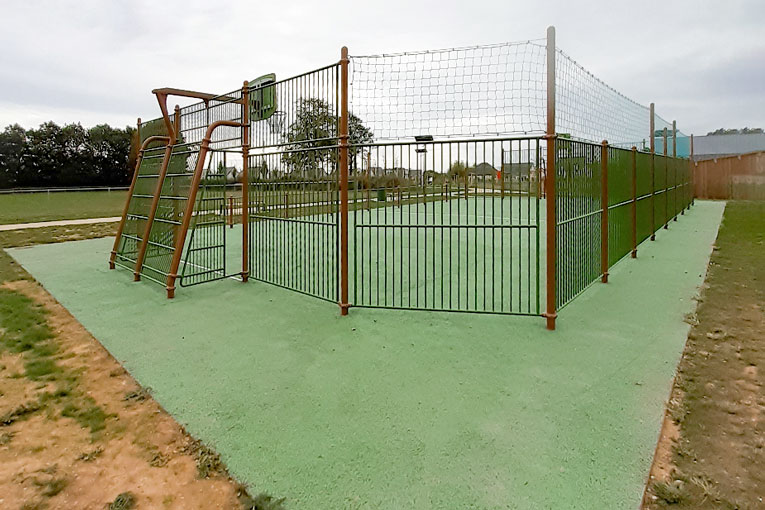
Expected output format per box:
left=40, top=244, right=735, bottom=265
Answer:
left=350, top=39, right=684, bottom=148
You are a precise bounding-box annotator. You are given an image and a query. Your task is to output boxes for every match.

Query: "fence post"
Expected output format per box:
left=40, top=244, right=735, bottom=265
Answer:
left=544, top=25, right=557, bottom=330
left=662, top=128, right=669, bottom=230
left=631, top=146, right=637, bottom=258
left=338, top=46, right=351, bottom=316
left=690, top=134, right=695, bottom=207
left=229, top=196, right=234, bottom=228
left=601, top=140, right=609, bottom=283
left=241, top=81, right=250, bottom=282
left=673, top=120, right=678, bottom=220
left=649, top=103, right=656, bottom=241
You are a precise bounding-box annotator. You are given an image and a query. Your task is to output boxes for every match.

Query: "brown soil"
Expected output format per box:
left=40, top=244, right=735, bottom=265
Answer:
left=0, top=278, right=248, bottom=509
left=643, top=201, right=764, bottom=509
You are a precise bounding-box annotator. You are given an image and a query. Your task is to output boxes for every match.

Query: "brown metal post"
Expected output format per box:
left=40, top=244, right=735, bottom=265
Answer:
left=165, top=120, right=243, bottom=298
left=662, top=128, right=669, bottom=230
left=109, top=132, right=170, bottom=269
left=544, top=26, right=557, bottom=330
left=172, top=105, right=181, bottom=246
left=672, top=120, right=678, bottom=220
left=241, top=81, right=250, bottom=282
left=601, top=140, right=609, bottom=283
left=690, top=134, right=695, bottom=207
left=631, top=146, right=637, bottom=258
left=649, top=103, right=656, bottom=241
left=338, top=46, right=350, bottom=315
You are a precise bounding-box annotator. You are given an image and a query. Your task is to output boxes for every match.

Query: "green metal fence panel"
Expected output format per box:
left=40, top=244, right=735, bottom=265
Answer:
left=607, top=147, right=632, bottom=267
left=654, top=154, right=668, bottom=228
left=139, top=144, right=196, bottom=285
left=114, top=145, right=168, bottom=271
left=555, top=139, right=602, bottom=309
left=180, top=150, right=228, bottom=286
left=350, top=137, right=541, bottom=315
left=247, top=148, right=339, bottom=302
left=635, top=151, right=653, bottom=244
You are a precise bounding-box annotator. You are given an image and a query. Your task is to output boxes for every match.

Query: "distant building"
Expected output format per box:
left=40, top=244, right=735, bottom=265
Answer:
left=691, top=133, right=765, bottom=161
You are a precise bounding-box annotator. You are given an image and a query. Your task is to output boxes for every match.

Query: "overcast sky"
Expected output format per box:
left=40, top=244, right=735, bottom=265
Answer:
left=1, top=0, right=763, bottom=136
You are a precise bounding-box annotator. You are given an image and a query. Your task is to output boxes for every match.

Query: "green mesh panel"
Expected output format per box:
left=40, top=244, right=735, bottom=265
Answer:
left=180, top=151, right=227, bottom=286
left=653, top=155, right=668, bottom=228
left=555, top=139, right=602, bottom=309
left=114, top=145, right=168, bottom=270
left=635, top=151, right=653, bottom=244
left=607, top=147, right=632, bottom=267
left=139, top=144, right=196, bottom=285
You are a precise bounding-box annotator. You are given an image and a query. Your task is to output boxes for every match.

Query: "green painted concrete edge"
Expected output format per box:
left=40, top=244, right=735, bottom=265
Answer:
left=6, top=201, right=725, bottom=509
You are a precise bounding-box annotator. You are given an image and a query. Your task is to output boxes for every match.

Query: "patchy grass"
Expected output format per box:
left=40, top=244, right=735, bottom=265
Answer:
left=61, top=401, right=111, bottom=434
left=0, top=190, right=126, bottom=225
left=645, top=201, right=765, bottom=509
left=108, top=491, right=136, bottom=510
left=0, top=222, right=117, bottom=282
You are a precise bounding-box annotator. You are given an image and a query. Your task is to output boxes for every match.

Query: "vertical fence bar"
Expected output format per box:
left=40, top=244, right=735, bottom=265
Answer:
left=631, top=146, right=637, bottom=258
left=338, top=46, right=350, bottom=315
left=690, top=134, right=695, bottom=207
left=663, top=127, right=668, bottom=229
left=650, top=103, right=656, bottom=241
left=673, top=120, right=678, bottom=220
left=544, top=25, right=557, bottom=330
left=241, top=81, right=250, bottom=282
left=601, top=140, right=609, bottom=283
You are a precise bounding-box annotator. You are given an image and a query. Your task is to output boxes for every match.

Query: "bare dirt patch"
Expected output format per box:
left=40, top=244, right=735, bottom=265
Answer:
left=643, top=201, right=764, bottom=509
left=1, top=224, right=282, bottom=509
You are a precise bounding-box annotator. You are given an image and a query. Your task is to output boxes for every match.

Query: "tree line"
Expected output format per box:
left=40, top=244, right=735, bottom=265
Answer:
left=0, top=122, right=137, bottom=189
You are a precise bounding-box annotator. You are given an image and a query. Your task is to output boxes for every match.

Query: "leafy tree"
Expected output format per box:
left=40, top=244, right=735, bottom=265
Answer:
left=0, top=124, right=27, bottom=188
left=281, top=98, right=373, bottom=178
left=706, top=127, right=763, bottom=136
left=447, top=161, right=467, bottom=181
left=0, top=121, right=134, bottom=189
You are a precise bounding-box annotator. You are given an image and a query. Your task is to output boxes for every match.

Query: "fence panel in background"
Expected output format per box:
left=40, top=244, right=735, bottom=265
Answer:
left=351, top=137, right=542, bottom=315
left=554, top=139, right=602, bottom=309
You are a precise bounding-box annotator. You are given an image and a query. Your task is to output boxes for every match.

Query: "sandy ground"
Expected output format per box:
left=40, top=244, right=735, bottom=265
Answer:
left=642, top=201, right=764, bottom=509
left=0, top=279, right=246, bottom=510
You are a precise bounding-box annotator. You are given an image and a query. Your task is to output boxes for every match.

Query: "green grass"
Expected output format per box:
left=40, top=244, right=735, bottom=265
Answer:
left=0, top=190, right=126, bottom=225
left=0, top=224, right=117, bottom=437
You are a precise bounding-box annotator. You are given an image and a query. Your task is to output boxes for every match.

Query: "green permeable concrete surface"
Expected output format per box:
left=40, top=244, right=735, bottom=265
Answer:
left=7, top=201, right=724, bottom=509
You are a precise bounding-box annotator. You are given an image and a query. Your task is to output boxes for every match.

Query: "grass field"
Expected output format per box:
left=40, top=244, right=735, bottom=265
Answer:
left=0, top=190, right=127, bottom=225
left=644, top=201, right=764, bottom=509
left=7, top=201, right=724, bottom=509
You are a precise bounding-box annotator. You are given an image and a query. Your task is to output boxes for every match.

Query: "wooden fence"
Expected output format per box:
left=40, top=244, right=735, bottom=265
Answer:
left=693, top=151, right=765, bottom=200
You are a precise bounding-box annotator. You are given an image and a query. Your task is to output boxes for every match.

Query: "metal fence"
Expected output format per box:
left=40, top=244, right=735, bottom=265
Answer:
left=110, top=26, right=696, bottom=329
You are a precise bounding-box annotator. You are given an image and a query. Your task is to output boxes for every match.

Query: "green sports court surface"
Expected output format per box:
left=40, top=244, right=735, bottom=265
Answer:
left=7, top=201, right=724, bottom=509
